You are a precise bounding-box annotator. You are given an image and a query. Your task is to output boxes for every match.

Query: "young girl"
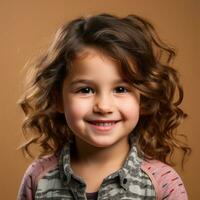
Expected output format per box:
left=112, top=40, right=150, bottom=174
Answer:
left=17, top=13, right=191, bottom=200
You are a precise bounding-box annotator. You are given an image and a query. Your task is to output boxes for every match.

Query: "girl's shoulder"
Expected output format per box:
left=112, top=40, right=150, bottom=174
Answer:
left=23, top=154, right=59, bottom=183
left=141, top=159, right=188, bottom=200
left=17, top=154, right=59, bottom=200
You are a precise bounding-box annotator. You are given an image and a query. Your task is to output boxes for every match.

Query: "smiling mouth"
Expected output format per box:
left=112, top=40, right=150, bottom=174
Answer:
left=86, top=120, right=120, bottom=127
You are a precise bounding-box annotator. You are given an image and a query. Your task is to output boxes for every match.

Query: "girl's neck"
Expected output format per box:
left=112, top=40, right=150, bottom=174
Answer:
left=71, top=137, right=130, bottom=167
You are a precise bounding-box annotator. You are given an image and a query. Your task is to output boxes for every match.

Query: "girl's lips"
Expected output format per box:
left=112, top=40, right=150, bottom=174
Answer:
left=86, top=119, right=121, bottom=124
left=86, top=120, right=120, bottom=132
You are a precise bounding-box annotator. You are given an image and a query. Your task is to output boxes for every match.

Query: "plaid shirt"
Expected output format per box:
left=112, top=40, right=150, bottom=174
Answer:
left=17, top=142, right=188, bottom=200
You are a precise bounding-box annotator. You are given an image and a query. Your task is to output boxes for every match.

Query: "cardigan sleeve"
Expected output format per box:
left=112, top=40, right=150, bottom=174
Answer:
left=141, top=160, right=188, bottom=200
left=17, top=155, right=59, bottom=200
left=17, top=161, right=39, bottom=200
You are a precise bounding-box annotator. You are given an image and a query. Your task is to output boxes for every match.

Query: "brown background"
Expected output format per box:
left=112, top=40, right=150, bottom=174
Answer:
left=0, top=0, right=199, bottom=199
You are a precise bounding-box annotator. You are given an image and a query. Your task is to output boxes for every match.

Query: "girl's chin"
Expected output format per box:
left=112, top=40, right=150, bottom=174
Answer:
left=85, top=139, right=118, bottom=149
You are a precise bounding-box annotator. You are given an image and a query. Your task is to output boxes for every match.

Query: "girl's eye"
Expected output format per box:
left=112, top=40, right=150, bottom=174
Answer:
left=114, top=86, right=129, bottom=93
left=77, top=87, right=94, bottom=94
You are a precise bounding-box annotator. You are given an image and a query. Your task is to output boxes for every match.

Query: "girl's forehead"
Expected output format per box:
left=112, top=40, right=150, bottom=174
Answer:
left=66, top=47, right=138, bottom=83
left=64, top=48, right=126, bottom=83
left=70, top=48, right=120, bottom=73
left=73, top=47, right=117, bottom=64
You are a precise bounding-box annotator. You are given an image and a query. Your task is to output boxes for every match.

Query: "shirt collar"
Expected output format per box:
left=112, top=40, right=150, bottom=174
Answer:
left=59, top=141, right=143, bottom=189
left=118, top=144, right=143, bottom=190
left=59, top=142, right=73, bottom=185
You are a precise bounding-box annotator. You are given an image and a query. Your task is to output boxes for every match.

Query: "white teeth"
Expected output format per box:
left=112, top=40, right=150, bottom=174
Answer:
left=93, top=122, right=115, bottom=126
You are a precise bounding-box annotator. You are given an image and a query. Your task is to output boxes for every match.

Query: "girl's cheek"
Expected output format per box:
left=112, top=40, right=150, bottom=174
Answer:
left=64, top=97, right=92, bottom=119
left=118, top=97, right=140, bottom=119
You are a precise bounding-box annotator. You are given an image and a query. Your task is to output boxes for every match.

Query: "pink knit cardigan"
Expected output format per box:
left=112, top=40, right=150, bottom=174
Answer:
left=141, top=160, right=188, bottom=199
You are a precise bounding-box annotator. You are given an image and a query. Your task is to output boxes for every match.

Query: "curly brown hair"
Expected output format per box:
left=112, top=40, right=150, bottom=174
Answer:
left=18, top=13, right=191, bottom=166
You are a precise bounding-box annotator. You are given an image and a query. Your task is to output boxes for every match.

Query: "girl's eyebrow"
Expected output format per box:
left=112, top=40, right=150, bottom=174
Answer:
left=69, top=79, right=93, bottom=87
left=69, top=78, right=128, bottom=87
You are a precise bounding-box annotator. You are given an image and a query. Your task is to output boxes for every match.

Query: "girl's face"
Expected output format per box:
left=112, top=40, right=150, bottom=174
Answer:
left=61, top=48, right=140, bottom=149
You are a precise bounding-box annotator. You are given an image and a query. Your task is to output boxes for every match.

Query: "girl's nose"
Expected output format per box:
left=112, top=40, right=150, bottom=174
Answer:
left=93, top=94, right=114, bottom=114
